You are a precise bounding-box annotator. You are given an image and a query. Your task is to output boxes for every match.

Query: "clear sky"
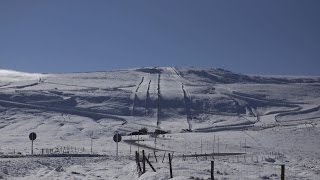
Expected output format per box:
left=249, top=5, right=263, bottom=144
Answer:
left=1, top=0, right=320, bottom=75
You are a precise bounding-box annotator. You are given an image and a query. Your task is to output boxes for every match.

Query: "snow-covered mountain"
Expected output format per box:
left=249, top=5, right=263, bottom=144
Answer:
left=1, top=67, right=320, bottom=179
left=0, top=69, right=46, bottom=82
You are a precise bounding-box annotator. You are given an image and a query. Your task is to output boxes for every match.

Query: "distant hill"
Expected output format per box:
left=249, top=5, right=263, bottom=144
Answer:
left=0, top=67, right=319, bottom=136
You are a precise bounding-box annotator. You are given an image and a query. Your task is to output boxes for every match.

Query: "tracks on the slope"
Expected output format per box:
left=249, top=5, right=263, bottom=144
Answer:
left=182, top=83, right=192, bottom=130
left=157, top=73, right=161, bottom=127
left=0, top=99, right=127, bottom=123
left=145, top=80, right=152, bottom=116
left=275, top=105, right=320, bottom=124
left=131, top=77, right=144, bottom=116
left=170, top=67, right=193, bottom=131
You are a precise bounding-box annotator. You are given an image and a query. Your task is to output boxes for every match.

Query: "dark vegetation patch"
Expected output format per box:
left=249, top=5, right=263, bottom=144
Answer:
left=136, top=68, right=162, bottom=74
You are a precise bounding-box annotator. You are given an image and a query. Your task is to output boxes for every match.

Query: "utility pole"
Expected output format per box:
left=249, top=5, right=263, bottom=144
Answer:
left=217, top=136, right=220, bottom=153
left=91, top=137, right=93, bottom=154
left=213, top=135, right=215, bottom=154
left=130, top=135, right=132, bottom=156
left=138, top=134, right=140, bottom=153
left=200, top=138, right=203, bottom=154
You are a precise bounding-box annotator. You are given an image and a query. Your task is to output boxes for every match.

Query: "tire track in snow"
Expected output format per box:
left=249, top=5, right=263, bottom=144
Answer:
left=0, top=82, right=11, bottom=88
left=224, top=90, right=303, bottom=124
left=275, top=105, right=320, bottom=124
left=230, top=91, right=301, bottom=107
left=44, top=81, right=99, bottom=90
left=224, top=89, right=320, bottom=126
left=0, top=82, right=40, bottom=90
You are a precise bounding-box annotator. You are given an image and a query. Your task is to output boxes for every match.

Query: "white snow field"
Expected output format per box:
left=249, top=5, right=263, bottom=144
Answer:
left=0, top=67, right=320, bottom=179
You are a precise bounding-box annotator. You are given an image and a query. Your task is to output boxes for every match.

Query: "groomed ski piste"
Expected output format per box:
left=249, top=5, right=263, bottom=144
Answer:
left=0, top=67, right=320, bottom=179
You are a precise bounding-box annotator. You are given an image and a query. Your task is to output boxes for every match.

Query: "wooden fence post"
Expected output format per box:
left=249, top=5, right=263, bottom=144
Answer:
left=145, top=155, right=156, bottom=172
left=169, top=153, right=173, bottom=178
left=281, top=164, right=285, bottom=180
left=162, top=151, right=166, bottom=163
left=154, top=151, right=158, bottom=162
left=211, top=161, right=214, bottom=180
left=135, top=151, right=142, bottom=174
left=142, top=150, right=146, bottom=174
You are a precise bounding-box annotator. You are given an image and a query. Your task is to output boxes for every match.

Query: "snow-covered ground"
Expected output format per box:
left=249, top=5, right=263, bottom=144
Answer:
left=0, top=67, right=320, bottom=179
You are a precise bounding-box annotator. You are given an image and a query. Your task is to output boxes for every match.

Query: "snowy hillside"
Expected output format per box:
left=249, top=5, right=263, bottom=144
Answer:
left=0, top=67, right=320, bottom=179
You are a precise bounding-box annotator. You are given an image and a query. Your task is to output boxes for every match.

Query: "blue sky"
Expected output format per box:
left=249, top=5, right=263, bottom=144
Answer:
left=1, top=0, right=320, bottom=75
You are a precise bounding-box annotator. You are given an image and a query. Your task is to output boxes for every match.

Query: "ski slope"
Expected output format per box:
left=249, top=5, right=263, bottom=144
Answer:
left=0, top=67, right=320, bottom=179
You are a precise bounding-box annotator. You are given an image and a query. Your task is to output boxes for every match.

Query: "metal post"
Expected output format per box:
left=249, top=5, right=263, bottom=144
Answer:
left=116, top=133, right=119, bottom=160
left=31, top=140, right=34, bottom=155
left=116, top=141, right=119, bottom=159
left=130, top=135, right=132, bottom=156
